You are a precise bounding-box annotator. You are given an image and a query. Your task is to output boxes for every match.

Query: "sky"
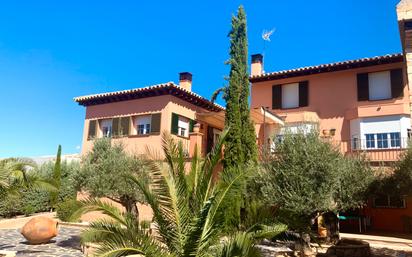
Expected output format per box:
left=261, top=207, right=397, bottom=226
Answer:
left=0, top=0, right=402, bottom=157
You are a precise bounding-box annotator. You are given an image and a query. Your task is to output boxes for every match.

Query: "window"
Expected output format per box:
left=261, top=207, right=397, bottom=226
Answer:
left=368, top=71, right=392, bottom=100
left=374, top=195, right=406, bottom=208
left=390, top=132, right=401, bottom=147
left=364, top=132, right=401, bottom=149
left=357, top=69, right=404, bottom=101
left=178, top=117, right=189, bottom=137
left=100, top=119, right=113, bottom=138
left=171, top=113, right=195, bottom=137
left=135, top=115, right=151, bottom=135
left=281, top=83, right=299, bottom=109
left=272, top=81, right=309, bottom=109
left=376, top=133, right=388, bottom=149
left=365, top=134, right=375, bottom=149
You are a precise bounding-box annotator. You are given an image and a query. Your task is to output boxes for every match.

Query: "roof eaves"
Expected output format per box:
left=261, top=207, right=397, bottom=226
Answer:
left=74, top=82, right=225, bottom=112
left=249, top=53, right=404, bottom=82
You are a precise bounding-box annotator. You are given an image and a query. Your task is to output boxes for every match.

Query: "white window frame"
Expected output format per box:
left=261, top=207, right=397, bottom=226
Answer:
left=363, top=132, right=402, bottom=150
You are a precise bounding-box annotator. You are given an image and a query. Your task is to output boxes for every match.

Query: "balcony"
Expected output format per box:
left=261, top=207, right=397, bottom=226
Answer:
left=263, top=137, right=409, bottom=163
left=334, top=138, right=409, bottom=163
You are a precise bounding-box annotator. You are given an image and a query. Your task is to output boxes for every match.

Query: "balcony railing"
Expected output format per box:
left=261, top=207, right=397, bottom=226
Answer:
left=261, top=137, right=410, bottom=163
left=337, top=138, right=409, bottom=162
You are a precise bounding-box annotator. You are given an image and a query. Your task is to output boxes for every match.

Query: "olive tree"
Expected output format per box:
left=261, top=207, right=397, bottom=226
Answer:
left=73, top=138, right=147, bottom=217
left=259, top=131, right=374, bottom=242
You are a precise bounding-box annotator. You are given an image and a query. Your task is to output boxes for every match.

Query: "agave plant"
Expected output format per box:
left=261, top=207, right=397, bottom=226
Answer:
left=73, top=131, right=286, bottom=257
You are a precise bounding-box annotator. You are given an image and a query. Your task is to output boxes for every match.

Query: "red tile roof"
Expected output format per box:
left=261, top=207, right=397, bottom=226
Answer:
left=74, top=82, right=224, bottom=112
left=250, top=53, right=404, bottom=82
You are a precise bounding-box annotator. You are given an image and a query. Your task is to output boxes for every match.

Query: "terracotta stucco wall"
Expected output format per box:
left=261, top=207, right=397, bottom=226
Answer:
left=362, top=197, right=412, bottom=232
left=80, top=95, right=214, bottom=158
left=251, top=63, right=409, bottom=143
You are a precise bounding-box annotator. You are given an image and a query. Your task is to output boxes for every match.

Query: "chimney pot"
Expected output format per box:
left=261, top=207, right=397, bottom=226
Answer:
left=251, top=54, right=263, bottom=76
left=179, top=72, right=192, bottom=91
left=251, top=54, right=263, bottom=64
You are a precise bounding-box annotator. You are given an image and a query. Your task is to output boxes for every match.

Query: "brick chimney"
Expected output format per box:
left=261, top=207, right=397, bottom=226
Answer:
left=251, top=54, right=263, bottom=76
left=397, top=0, right=412, bottom=116
left=179, top=72, right=192, bottom=91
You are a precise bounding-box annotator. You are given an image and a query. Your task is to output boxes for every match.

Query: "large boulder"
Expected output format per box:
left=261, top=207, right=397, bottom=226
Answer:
left=20, top=216, right=58, bottom=244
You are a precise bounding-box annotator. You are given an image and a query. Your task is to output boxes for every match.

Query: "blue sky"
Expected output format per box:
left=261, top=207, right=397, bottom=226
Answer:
left=0, top=0, right=401, bottom=157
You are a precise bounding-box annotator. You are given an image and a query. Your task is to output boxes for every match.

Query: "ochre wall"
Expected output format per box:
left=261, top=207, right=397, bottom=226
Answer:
left=251, top=62, right=409, bottom=143
left=80, top=95, right=213, bottom=158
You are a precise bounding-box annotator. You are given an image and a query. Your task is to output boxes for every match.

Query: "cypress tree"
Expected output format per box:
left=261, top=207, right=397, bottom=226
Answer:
left=237, top=7, right=258, bottom=164
left=223, top=8, right=244, bottom=169
left=223, top=6, right=257, bottom=169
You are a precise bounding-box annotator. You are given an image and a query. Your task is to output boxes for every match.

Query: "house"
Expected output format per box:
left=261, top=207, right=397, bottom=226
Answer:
left=248, top=0, right=412, bottom=232
left=74, top=72, right=281, bottom=159
left=75, top=0, right=412, bottom=233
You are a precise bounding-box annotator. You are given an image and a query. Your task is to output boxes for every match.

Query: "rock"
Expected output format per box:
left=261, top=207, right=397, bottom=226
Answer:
left=20, top=216, right=58, bottom=244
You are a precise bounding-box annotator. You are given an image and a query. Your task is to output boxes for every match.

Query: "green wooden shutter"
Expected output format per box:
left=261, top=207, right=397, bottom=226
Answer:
left=357, top=73, right=369, bottom=101
left=88, top=120, right=97, bottom=140
left=298, top=81, right=309, bottom=107
left=120, top=117, right=130, bottom=136
left=171, top=113, right=179, bottom=135
left=151, top=113, right=161, bottom=134
left=112, top=118, right=120, bottom=137
left=189, top=119, right=196, bottom=132
left=272, top=85, right=282, bottom=109
left=390, top=69, right=404, bottom=98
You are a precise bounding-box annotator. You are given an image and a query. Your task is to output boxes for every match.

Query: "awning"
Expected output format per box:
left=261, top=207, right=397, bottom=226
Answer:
left=251, top=107, right=284, bottom=125
left=196, top=107, right=284, bottom=128
left=196, top=111, right=225, bottom=129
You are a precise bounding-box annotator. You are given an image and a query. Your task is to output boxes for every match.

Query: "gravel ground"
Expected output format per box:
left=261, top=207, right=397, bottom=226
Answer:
left=0, top=226, right=83, bottom=257
left=370, top=247, right=412, bottom=257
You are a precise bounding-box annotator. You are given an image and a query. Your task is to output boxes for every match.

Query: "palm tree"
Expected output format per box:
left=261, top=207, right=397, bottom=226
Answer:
left=73, top=131, right=286, bottom=257
left=0, top=158, right=37, bottom=197
left=0, top=157, right=57, bottom=199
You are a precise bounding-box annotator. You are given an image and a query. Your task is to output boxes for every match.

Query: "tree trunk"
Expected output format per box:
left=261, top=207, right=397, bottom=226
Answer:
left=125, top=202, right=139, bottom=218
left=120, top=195, right=139, bottom=219
left=323, top=212, right=339, bottom=243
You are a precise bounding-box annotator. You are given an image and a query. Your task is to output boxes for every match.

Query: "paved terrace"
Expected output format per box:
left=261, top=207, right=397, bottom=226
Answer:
left=0, top=213, right=83, bottom=257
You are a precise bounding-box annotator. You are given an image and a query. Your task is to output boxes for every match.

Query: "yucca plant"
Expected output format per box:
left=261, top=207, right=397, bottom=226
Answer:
left=73, top=131, right=286, bottom=257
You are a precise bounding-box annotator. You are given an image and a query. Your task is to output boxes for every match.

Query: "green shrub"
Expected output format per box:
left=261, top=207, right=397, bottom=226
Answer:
left=0, top=193, right=22, bottom=218
left=0, top=160, right=79, bottom=218
left=20, top=188, right=51, bottom=213
left=0, top=189, right=51, bottom=218
left=22, top=204, right=36, bottom=216
left=56, top=199, right=82, bottom=222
